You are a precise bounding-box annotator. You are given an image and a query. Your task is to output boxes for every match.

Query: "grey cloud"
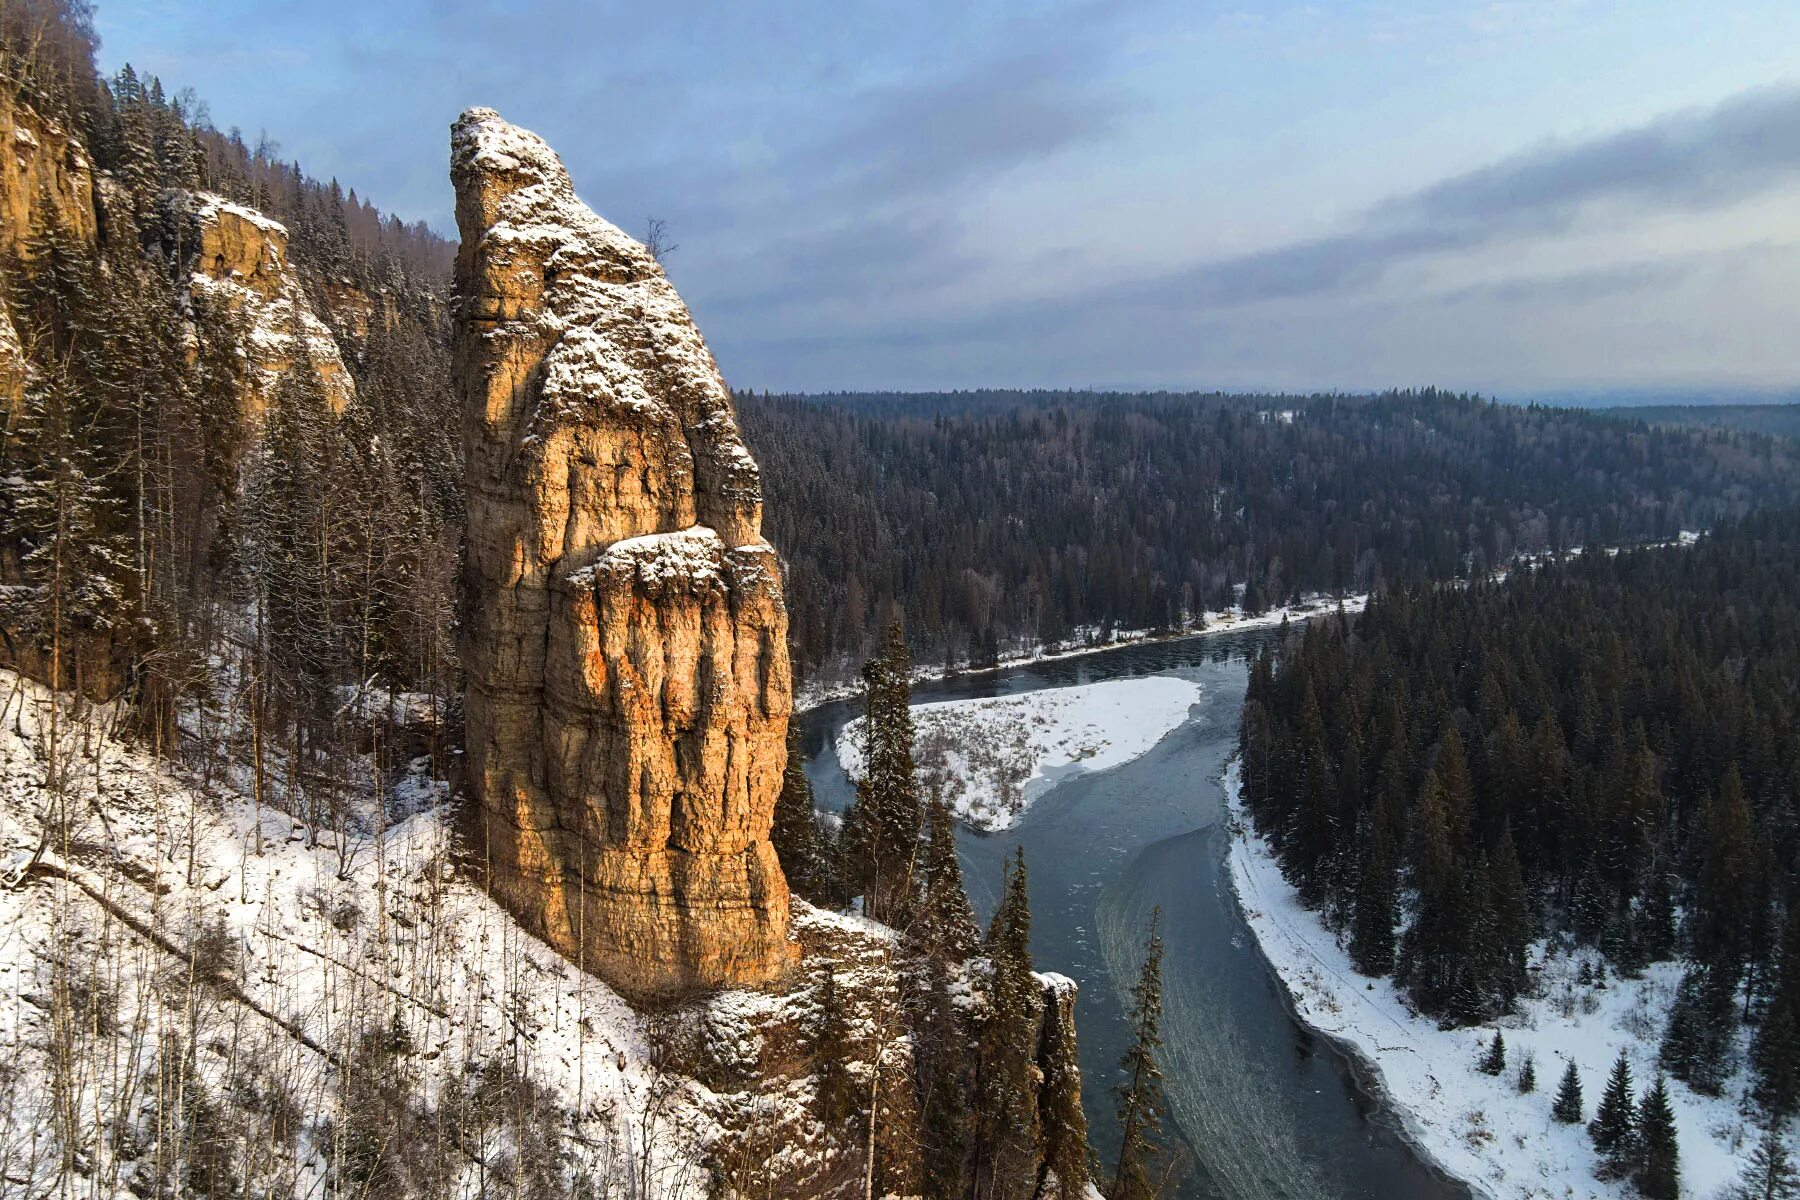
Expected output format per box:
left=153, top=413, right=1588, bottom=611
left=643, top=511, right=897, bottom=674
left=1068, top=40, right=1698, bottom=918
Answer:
left=1150, top=83, right=1800, bottom=311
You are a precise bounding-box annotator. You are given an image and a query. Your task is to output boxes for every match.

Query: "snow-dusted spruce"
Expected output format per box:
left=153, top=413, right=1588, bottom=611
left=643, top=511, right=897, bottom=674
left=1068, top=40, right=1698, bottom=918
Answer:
left=837, top=675, right=1205, bottom=832
left=1225, top=762, right=1755, bottom=1200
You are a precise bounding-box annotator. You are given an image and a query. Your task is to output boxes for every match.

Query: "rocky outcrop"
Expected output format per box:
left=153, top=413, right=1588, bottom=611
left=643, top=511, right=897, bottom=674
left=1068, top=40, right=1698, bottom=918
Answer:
left=172, top=191, right=355, bottom=417
left=451, top=107, right=796, bottom=999
left=0, top=93, right=97, bottom=258
left=0, top=93, right=99, bottom=415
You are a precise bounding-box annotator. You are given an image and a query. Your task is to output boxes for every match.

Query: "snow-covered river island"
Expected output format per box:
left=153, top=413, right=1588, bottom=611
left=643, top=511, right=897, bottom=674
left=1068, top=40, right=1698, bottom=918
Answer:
left=835, top=675, right=1206, bottom=830
left=799, top=630, right=1466, bottom=1200
left=1225, top=764, right=1751, bottom=1200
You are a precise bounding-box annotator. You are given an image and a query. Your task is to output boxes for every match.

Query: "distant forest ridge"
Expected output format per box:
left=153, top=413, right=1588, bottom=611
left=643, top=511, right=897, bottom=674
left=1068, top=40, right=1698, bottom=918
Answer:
left=1603, top=403, right=1800, bottom=440
left=737, top=388, right=1800, bottom=684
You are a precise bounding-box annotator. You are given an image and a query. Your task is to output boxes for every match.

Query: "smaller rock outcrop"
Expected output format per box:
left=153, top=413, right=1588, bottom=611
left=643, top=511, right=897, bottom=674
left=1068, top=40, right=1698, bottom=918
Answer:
left=0, top=93, right=97, bottom=258
left=172, top=191, right=356, bottom=417
left=0, top=93, right=99, bottom=415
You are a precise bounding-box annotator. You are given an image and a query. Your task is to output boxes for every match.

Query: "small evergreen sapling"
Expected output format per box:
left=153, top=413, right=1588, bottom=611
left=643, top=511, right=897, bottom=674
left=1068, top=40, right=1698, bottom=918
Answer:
left=1478, top=1030, right=1506, bottom=1076
left=1551, top=1060, right=1584, bottom=1123
left=1516, top=1052, right=1536, bottom=1095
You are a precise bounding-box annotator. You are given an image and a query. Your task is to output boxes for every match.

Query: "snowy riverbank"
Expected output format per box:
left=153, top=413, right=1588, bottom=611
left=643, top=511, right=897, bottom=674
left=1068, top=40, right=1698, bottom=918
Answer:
left=794, top=591, right=1366, bottom=710
left=836, top=675, right=1205, bottom=831
left=1223, top=761, right=1754, bottom=1200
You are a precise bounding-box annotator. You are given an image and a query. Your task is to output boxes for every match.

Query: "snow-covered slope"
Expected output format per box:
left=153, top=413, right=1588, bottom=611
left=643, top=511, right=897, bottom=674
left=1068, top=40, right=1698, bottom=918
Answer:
left=1224, top=762, right=1755, bottom=1200
left=837, top=675, right=1203, bottom=831
left=0, top=670, right=910, bottom=1197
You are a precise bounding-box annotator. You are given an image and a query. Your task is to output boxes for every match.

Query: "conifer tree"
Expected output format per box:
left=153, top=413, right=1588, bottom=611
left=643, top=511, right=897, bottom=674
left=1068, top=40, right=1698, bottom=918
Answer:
left=972, top=850, right=1039, bottom=1200
left=1735, top=1127, right=1799, bottom=1200
left=813, top=966, right=857, bottom=1133
left=841, top=622, right=923, bottom=923
left=915, top=953, right=971, bottom=1200
left=1478, top=1030, right=1506, bottom=1076
left=1753, top=906, right=1800, bottom=1120
left=1634, top=1076, right=1679, bottom=1200
left=1589, top=1051, right=1637, bottom=1179
left=914, top=790, right=979, bottom=962
left=1487, top=819, right=1531, bottom=1009
left=772, top=726, right=831, bottom=904
left=1111, top=909, right=1168, bottom=1200
left=1348, top=763, right=1400, bottom=976
left=1399, top=749, right=1468, bottom=1019
left=1552, top=1059, right=1584, bottom=1124
left=1516, top=1052, right=1536, bottom=1095
left=1660, top=964, right=1739, bottom=1096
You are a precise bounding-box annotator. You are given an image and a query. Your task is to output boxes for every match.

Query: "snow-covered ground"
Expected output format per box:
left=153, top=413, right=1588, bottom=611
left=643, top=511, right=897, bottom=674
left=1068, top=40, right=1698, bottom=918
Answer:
left=0, top=669, right=897, bottom=1197
left=837, top=675, right=1205, bottom=831
left=1223, top=762, right=1756, bottom=1200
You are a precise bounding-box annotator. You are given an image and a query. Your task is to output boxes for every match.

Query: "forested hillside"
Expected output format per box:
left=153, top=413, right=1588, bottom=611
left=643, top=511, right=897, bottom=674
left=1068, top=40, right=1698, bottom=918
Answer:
left=0, top=0, right=461, bottom=757
left=1605, top=403, right=1800, bottom=440
left=1237, top=508, right=1800, bottom=1117
left=741, top=389, right=1800, bottom=683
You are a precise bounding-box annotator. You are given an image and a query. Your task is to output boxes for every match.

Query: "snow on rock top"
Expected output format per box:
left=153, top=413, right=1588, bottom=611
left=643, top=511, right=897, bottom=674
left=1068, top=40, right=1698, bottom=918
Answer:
left=451, top=107, right=737, bottom=436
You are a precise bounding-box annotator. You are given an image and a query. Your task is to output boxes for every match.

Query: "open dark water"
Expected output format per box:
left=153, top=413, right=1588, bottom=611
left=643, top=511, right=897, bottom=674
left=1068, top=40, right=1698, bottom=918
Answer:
left=797, top=630, right=1468, bottom=1200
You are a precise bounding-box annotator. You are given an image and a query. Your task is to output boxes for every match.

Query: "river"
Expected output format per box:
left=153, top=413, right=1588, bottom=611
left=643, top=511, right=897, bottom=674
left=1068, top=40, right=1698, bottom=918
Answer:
left=796, top=629, right=1468, bottom=1200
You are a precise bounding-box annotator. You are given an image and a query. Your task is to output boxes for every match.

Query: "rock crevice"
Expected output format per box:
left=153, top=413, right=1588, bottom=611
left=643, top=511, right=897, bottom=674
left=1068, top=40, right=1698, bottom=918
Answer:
left=451, top=107, right=796, bottom=999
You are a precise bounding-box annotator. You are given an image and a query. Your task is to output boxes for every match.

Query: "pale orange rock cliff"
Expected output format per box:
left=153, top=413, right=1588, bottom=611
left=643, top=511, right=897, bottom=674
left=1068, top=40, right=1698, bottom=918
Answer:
left=451, top=106, right=796, bottom=999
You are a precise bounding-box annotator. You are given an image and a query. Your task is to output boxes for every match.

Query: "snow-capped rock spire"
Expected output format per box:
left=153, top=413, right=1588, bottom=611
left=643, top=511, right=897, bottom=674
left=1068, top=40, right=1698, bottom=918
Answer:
left=451, top=107, right=796, bottom=999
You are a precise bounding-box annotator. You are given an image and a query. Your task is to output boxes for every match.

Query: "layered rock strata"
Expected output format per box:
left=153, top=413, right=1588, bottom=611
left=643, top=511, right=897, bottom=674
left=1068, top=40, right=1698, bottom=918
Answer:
left=451, top=107, right=796, bottom=998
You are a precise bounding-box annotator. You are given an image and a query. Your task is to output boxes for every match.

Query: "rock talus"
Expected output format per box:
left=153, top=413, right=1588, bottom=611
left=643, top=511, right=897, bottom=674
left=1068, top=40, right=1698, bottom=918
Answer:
left=450, top=107, right=797, bottom=998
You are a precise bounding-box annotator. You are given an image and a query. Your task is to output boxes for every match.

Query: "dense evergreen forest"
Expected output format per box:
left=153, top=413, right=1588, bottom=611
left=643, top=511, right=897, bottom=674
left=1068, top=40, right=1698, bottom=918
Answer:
left=740, top=389, right=1800, bottom=683
left=1237, top=509, right=1800, bottom=1121
left=1604, top=403, right=1800, bottom=441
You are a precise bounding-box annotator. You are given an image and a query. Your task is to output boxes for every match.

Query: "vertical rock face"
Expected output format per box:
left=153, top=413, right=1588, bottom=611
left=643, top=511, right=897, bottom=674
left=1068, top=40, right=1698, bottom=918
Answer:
left=451, top=107, right=797, bottom=999
left=173, top=191, right=356, bottom=417
left=0, top=94, right=99, bottom=415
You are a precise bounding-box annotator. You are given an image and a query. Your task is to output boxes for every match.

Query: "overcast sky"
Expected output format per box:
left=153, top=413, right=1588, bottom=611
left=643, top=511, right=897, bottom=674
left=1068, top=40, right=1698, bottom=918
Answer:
left=95, top=1, right=1800, bottom=397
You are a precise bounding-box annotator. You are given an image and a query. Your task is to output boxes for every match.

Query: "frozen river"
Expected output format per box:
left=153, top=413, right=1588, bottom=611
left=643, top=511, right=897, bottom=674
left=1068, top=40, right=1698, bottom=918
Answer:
left=797, top=629, right=1467, bottom=1200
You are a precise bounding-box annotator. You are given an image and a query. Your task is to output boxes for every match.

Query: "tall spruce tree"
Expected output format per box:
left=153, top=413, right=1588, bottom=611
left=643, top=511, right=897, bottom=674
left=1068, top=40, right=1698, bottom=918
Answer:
left=914, top=790, right=979, bottom=962
left=841, top=622, right=923, bottom=923
left=1634, top=1076, right=1680, bottom=1200
left=1111, top=909, right=1169, bottom=1200
left=915, top=953, right=971, bottom=1200
left=1753, top=906, right=1800, bottom=1120
left=772, top=726, right=832, bottom=904
left=1589, top=1050, right=1637, bottom=1179
left=972, top=850, right=1040, bottom=1200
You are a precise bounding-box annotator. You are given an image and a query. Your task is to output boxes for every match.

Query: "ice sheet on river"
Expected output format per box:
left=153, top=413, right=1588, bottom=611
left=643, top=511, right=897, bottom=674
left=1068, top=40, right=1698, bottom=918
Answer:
left=836, top=675, right=1203, bottom=831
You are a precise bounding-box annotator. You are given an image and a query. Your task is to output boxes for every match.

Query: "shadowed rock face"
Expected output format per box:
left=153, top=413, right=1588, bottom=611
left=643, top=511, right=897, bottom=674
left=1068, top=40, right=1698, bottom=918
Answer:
left=450, top=107, right=797, bottom=999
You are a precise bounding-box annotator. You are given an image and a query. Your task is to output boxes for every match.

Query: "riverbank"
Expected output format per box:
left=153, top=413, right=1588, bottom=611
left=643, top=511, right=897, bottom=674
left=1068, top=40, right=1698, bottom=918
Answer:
left=795, top=590, right=1366, bottom=710
left=1223, top=762, right=1753, bottom=1200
